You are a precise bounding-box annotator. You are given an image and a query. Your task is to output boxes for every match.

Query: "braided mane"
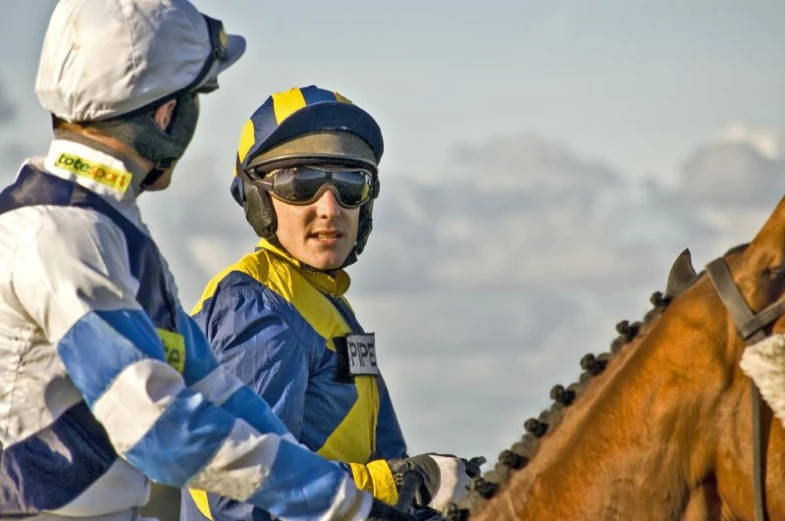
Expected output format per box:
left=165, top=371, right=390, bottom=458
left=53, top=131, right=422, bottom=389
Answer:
left=445, top=245, right=747, bottom=520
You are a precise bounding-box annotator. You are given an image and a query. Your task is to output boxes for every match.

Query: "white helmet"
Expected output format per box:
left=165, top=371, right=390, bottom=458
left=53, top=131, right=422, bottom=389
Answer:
left=36, top=0, right=246, bottom=122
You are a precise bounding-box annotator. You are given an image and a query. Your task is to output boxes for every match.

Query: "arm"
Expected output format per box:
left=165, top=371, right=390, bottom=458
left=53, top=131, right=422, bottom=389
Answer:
left=178, top=303, right=306, bottom=443
left=185, top=278, right=315, bottom=521
left=346, top=374, right=408, bottom=505
left=191, top=278, right=311, bottom=438
left=11, top=208, right=370, bottom=521
left=346, top=364, right=476, bottom=513
left=186, top=276, right=407, bottom=515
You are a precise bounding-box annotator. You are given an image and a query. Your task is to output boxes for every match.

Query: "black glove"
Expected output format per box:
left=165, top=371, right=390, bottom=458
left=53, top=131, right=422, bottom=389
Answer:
left=387, top=454, right=485, bottom=512
left=367, top=499, right=444, bottom=521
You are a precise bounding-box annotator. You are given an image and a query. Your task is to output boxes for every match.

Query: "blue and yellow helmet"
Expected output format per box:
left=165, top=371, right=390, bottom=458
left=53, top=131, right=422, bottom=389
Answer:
left=235, top=85, right=383, bottom=174
left=231, top=85, right=383, bottom=268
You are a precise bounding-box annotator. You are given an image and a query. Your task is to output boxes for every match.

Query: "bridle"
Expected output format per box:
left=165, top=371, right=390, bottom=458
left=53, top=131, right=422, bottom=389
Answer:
left=707, top=257, right=785, bottom=521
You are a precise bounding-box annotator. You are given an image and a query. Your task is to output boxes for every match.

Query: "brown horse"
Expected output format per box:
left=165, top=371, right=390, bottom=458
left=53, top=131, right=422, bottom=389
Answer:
left=450, top=194, right=785, bottom=521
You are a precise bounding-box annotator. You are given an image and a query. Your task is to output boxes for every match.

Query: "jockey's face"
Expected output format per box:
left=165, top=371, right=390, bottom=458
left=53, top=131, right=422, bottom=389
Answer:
left=271, top=186, right=359, bottom=270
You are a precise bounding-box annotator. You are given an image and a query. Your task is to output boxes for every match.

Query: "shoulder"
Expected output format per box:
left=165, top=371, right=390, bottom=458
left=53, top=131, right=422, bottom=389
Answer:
left=192, top=248, right=316, bottom=316
left=5, top=205, right=142, bottom=339
left=192, top=249, right=274, bottom=312
left=192, top=262, right=323, bottom=366
left=6, top=204, right=128, bottom=269
left=5, top=204, right=123, bottom=242
left=192, top=251, right=311, bottom=337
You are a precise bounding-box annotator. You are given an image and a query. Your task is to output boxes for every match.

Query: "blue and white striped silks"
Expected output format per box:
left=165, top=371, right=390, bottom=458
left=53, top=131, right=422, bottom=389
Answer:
left=0, top=140, right=372, bottom=521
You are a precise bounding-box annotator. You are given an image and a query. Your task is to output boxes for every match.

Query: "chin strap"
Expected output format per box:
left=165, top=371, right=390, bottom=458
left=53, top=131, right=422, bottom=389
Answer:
left=139, top=168, right=165, bottom=192
left=139, top=159, right=174, bottom=192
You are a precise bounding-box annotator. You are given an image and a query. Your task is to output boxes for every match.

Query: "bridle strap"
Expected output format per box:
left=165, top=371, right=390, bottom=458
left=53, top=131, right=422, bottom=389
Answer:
left=708, top=259, right=765, bottom=342
left=742, top=299, right=785, bottom=340
left=706, top=258, right=783, bottom=521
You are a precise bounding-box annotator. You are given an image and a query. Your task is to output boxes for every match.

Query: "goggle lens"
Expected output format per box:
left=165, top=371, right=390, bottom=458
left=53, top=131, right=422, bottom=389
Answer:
left=259, top=166, right=373, bottom=208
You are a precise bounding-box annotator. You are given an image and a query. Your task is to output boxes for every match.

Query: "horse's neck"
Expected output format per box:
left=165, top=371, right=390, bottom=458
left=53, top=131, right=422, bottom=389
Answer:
left=474, top=284, right=729, bottom=521
left=470, top=195, right=785, bottom=521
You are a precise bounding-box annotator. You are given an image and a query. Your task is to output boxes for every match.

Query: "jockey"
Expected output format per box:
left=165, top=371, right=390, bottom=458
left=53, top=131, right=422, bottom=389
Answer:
left=180, top=85, right=482, bottom=521
left=0, top=2, right=420, bottom=520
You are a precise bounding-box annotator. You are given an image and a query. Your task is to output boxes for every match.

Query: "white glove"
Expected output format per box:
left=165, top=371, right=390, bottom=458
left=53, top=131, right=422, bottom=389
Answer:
left=387, top=453, right=483, bottom=512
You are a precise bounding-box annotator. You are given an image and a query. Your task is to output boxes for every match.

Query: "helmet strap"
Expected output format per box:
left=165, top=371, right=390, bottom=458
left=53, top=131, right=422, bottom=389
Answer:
left=242, top=182, right=278, bottom=241
left=341, top=202, right=374, bottom=268
left=139, top=158, right=175, bottom=191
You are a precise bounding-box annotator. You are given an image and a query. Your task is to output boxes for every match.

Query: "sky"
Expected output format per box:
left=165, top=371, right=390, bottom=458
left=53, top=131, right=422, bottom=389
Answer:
left=2, top=0, right=785, bottom=476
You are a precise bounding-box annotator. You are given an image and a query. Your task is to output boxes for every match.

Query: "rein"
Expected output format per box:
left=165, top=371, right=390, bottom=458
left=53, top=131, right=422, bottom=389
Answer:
left=706, top=258, right=785, bottom=521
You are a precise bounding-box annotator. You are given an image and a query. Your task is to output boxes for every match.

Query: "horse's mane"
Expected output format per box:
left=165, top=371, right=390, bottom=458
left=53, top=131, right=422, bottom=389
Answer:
left=445, top=244, right=749, bottom=521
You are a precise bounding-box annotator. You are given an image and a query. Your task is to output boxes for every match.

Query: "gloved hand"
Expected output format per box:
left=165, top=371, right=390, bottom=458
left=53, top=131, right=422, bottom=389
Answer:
left=368, top=499, right=445, bottom=521
left=387, top=454, right=485, bottom=512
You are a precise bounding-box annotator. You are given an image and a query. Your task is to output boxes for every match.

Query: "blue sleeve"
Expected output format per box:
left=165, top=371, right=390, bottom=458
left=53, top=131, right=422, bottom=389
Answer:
left=192, top=274, right=312, bottom=439
left=57, top=308, right=365, bottom=521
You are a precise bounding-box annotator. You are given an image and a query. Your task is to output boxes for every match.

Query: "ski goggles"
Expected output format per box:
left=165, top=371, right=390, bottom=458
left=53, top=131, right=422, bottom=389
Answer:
left=252, top=165, right=374, bottom=208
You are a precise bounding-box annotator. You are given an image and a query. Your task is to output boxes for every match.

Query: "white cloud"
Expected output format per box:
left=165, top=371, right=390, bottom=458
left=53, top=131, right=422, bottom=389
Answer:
left=451, top=132, right=621, bottom=193
left=679, top=141, right=785, bottom=208
left=633, top=124, right=785, bottom=260
left=718, top=123, right=785, bottom=160
left=356, top=132, right=677, bottom=293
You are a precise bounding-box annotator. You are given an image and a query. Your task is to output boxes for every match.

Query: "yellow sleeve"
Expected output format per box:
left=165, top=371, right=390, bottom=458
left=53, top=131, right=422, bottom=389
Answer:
left=349, top=460, right=399, bottom=505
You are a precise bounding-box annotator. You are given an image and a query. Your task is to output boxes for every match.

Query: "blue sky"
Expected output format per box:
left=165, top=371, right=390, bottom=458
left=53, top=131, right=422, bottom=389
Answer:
left=2, top=0, right=784, bottom=477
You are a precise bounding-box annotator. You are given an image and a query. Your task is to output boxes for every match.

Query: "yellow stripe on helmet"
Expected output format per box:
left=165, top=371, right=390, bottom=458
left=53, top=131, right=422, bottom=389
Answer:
left=334, top=91, right=353, bottom=104
left=272, top=88, right=307, bottom=125
left=236, top=119, right=256, bottom=166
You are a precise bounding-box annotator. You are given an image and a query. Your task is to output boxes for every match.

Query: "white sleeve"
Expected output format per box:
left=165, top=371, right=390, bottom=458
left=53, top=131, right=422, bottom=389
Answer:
left=10, top=206, right=371, bottom=521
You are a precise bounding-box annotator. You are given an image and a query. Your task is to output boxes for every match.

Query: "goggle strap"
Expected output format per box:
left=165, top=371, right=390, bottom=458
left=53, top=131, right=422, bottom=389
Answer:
left=246, top=154, right=378, bottom=175
left=181, top=15, right=228, bottom=94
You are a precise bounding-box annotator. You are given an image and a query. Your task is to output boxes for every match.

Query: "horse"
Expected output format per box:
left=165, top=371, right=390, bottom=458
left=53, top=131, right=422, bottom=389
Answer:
left=447, top=193, right=785, bottom=521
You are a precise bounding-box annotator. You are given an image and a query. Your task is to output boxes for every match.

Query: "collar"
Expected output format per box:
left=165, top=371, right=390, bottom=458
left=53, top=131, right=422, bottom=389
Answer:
left=41, top=138, right=148, bottom=228
left=44, top=137, right=149, bottom=204
left=257, top=238, right=352, bottom=297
